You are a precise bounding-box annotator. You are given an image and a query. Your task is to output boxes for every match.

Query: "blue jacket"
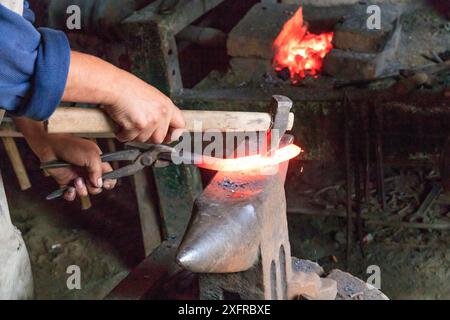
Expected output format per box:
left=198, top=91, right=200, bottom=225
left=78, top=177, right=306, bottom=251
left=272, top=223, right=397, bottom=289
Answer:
left=0, top=1, right=70, bottom=120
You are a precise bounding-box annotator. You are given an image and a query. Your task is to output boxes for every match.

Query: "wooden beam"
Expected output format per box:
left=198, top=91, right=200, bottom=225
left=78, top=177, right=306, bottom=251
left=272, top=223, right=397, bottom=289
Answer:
left=133, top=168, right=163, bottom=256
left=105, top=239, right=180, bottom=300
left=2, top=137, right=31, bottom=191
left=125, top=0, right=226, bottom=35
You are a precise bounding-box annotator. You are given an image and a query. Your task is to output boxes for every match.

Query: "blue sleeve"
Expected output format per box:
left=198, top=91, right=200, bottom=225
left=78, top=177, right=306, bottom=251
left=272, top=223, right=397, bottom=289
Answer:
left=0, top=1, right=71, bottom=120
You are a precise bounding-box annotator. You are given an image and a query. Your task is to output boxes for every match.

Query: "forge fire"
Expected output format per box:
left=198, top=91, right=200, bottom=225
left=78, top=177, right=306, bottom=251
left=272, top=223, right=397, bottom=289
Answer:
left=273, top=7, right=334, bottom=82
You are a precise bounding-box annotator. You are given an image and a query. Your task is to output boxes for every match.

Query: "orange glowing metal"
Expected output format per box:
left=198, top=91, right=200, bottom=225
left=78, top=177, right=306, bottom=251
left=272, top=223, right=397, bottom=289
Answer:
left=196, top=144, right=303, bottom=172
left=273, top=7, right=333, bottom=82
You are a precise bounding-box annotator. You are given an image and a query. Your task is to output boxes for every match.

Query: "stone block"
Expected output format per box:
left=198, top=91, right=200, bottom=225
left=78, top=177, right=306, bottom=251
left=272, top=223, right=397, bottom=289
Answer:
left=323, top=49, right=385, bottom=79
left=291, top=257, right=325, bottom=276
left=333, top=8, right=401, bottom=53
left=323, top=16, right=402, bottom=80
left=327, top=269, right=389, bottom=300
left=229, top=58, right=276, bottom=82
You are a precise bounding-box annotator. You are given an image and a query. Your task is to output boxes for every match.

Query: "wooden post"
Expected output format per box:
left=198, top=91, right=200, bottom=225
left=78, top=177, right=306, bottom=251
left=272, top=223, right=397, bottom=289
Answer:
left=133, top=169, right=163, bottom=256
left=2, top=137, right=31, bottom=191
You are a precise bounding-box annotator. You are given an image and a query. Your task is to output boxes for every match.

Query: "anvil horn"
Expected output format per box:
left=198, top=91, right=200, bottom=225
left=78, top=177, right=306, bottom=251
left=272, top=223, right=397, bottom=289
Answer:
left=176, top=199, right=260, bottom=273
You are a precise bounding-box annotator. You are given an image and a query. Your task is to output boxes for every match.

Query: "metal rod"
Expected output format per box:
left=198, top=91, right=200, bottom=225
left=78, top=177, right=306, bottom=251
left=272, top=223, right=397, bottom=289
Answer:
left=362, top=103, right=371, bottom=203
left=343, top=93, right=353, bottom=269
left=374, top=103, right=387, bottom=210
left=354, top=104, right=365, bottom=258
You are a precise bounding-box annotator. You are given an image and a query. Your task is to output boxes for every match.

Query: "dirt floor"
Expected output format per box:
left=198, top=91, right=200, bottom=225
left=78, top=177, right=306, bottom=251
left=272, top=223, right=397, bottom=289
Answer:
left=0, top=140, right=448, bottom=300
left=286, top=160, right=450, bottom=300
left=287, top=215, right=449, bottom=299
left=1, top=140, right=143, bottom=299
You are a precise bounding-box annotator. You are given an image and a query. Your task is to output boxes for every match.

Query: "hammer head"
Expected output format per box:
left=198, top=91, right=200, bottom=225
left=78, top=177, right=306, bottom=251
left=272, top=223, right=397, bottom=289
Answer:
left=267, top=95, right=293, bottom=155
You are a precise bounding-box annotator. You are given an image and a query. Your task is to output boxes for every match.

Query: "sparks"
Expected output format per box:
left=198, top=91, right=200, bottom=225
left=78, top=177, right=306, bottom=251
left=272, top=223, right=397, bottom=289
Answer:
left=273, top=7, right=334, bottom=82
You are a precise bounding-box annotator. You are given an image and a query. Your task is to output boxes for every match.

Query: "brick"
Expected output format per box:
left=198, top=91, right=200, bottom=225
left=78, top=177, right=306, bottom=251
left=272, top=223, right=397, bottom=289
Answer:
left=323, top=49, right=385, bottom=79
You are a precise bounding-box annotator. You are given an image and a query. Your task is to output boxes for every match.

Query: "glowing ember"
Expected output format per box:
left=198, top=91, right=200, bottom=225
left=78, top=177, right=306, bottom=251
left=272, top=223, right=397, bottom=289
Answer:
left=273, top=7, right=334, bottom=82
left=196, top=144, right=303, bottom=172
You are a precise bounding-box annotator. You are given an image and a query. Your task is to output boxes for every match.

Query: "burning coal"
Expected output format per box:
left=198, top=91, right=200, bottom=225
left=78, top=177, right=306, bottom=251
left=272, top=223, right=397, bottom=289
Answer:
left=273, top=7, right=334, bottom=82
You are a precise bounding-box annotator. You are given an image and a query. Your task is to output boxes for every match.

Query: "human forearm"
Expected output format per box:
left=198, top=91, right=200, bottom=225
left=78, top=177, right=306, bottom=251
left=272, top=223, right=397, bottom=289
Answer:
left=62, top=51, right=123, bottom=106
left=14, top=117, right=54, bottom=161
left=62, top=50, right=185, bottom=143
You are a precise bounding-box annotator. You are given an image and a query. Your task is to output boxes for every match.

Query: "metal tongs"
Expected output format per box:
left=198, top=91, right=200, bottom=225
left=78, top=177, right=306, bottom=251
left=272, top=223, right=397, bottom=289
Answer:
left=41, top=144, right=176, bottom=200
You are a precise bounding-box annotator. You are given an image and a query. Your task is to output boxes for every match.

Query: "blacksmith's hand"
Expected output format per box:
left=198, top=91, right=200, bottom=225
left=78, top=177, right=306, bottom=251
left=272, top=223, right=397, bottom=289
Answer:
left=39, top=135, right=117, bottom=201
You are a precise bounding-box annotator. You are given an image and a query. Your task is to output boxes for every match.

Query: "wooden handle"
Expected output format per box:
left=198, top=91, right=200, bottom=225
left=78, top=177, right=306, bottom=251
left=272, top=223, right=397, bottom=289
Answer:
left=46, top=107, right=294, bottom=134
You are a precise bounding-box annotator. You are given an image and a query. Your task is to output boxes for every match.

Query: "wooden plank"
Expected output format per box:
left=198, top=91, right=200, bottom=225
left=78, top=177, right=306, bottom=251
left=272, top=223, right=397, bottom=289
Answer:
left=122, top=0, right=225, bottom=93
left=125, top=0, right=226, bottom=35
left=152, top=164, right=202, bottom=238
left=133, top=168, right=163, bottom=256
left=2, top=137, right=31, bottom=191
left=105, top=239, right=180, bottom=300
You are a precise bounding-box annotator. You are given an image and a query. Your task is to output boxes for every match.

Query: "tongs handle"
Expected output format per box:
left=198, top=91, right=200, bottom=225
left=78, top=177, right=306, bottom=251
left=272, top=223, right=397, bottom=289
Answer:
left=40, top=149, right=142, bottom=170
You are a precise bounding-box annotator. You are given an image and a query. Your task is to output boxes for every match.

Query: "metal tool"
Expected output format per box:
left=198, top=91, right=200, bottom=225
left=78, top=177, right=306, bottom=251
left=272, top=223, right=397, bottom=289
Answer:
left=267, top=95, right=293, bottom=156
left=42, top=140, right=302, bottom=200
left=41, top=145, right=176, bottom=200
